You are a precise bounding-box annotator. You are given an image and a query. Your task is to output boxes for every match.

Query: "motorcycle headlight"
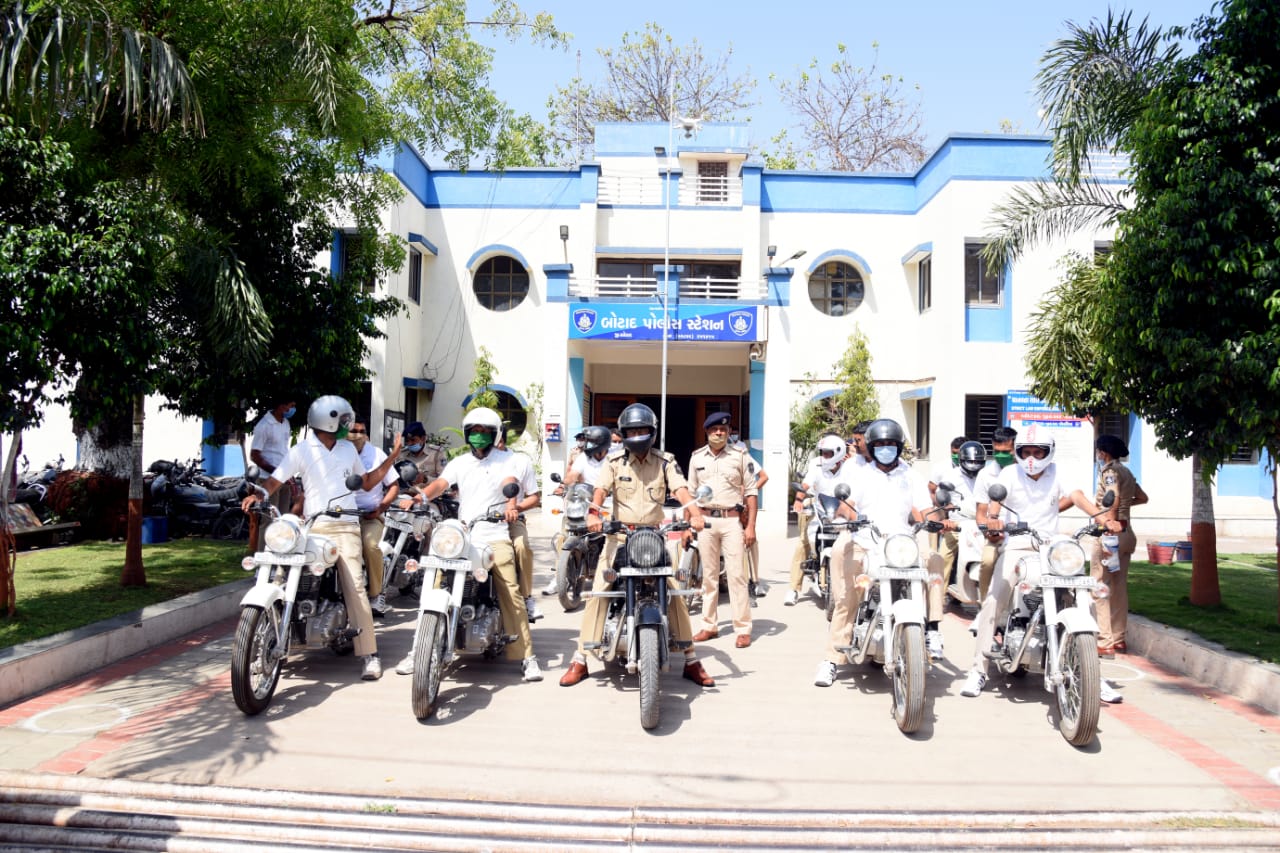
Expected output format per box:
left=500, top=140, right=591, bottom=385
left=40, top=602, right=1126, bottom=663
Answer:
left=566, top=495, right=588, bottom=520
left=625, top=529, right=666, bottom=569
left=430, top=520, right=467, bottom=559
left=883, top=534, right=919, bottom=569
left=1047, top=540, right=1087, bottom=576
left=263, top=518, right=302, bottom=553
left=412, top=515, right=431, bottom=537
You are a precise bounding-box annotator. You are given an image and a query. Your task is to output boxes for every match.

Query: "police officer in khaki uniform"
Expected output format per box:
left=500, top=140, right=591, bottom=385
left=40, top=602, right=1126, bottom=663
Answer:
left=398, top=421, right=445, bottom=482
left=1091, top=433, right=1148, bottom=656
left=688, top=411, right=759, bottom=647
left=559, top=403, right=715, bottom=688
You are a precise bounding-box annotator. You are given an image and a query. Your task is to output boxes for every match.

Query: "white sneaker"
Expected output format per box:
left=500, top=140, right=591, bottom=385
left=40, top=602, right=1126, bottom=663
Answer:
left=369, top=592, right=387, bottom=616
left=813, top=660, right=836, bottom=687
left=522, top=657, right=544, bottom=682
left=395, top=652, right=414, bottom=675
left=1100, top=678, right=1124, bottom=704
left=361, top=655, right=383, bottom=681
left=525, top=596, right=544, bottom=623
left=926, top=629, right=944, bottom=661
left=784, top=590, right=799, bottom=606
left=960, top=670, right=986, bottom=697
left=541, top=578, right=558, bottom=596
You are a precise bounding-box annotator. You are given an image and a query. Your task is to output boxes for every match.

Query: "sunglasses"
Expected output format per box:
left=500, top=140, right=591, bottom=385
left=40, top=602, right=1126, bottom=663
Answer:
left=349, top=429, right=366, bottom=435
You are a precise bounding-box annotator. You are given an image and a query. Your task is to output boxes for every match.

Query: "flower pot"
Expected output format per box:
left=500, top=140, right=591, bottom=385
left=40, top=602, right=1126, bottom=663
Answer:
left=1146, top=541, right=1175, bottom=565
left=1173, top=540, right=1193, bottom=562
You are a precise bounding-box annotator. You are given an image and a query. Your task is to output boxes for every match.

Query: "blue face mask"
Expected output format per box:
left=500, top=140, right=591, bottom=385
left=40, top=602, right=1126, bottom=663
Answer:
left=873, top=446, right=899, bottom=466
left=406, top=443, right=424, bottom=455
left=284, top=406, right=296, bottom=419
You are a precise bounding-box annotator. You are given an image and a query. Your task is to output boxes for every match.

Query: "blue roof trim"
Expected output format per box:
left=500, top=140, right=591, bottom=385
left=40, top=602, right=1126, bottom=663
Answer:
left=901, top=242, right=933, bottom=265
left=462, top=384, right=528, bottom=409
left=811, top=388, right=840, bottom=401
left=466, top=244, right=531, bottom=272
left=403, top=377, right=435, bottom=390
left=900, top=386, right=933, bottom=401
left=407, top=232, right=438, bottom=255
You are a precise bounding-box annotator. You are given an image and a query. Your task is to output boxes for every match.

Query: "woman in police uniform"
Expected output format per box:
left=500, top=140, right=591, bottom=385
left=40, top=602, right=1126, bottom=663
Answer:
left=1091, top=434, right=1148, bottom=656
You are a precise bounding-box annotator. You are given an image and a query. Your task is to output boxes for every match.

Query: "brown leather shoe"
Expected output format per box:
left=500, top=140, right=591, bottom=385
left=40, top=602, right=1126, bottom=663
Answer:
left=735, top=634, right=751, bottom=648
left=682, top=661, right=715, bottom=687
left=1111, top=641, right=1128, bottom=654
left=1097, top=643, right=1115, bottom=658
left=691, top=628, right=719, bottom=643
left=559, top=660, right=589, bottom=687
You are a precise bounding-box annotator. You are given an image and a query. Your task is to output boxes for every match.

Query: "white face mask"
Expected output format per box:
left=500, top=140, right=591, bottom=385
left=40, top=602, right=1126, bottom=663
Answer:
left=873, top=446, right=899, bottom=466
left=609, top=442, right=623, bottom=454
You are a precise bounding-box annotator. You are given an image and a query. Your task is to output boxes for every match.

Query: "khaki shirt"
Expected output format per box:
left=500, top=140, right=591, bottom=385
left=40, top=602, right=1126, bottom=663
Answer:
left=597, top=449, right=687, bottom=526
left=687, top=445, right=758, bottom=510
left=1095, top=460, right=1139, bottom=520
left=399, top=445, right=445, bottom=482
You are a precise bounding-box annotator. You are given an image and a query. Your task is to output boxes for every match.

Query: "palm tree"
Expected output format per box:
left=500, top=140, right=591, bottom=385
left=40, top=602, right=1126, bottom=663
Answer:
left=984, top=11, right=1221, bottom=605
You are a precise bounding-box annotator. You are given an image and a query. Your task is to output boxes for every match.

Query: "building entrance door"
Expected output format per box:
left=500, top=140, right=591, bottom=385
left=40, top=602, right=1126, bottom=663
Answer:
left=594, top=394, right=739, bottom=475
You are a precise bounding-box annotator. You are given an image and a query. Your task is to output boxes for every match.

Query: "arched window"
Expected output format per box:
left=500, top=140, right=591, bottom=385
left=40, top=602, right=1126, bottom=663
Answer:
left=473, top=256, right=530, bottom=311
left=493, top=390, right=528, bottom=437
left=808, top=261, right=865, bottom=316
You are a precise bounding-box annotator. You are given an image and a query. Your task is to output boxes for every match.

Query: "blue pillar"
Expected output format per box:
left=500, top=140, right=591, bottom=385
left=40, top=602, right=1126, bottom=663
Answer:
left=201, top=420, right=245, bottom=477
left=749, top=361, right=766, bottom=470
left=655, top=264, right=681, bottom=305
left=544, top=263, right=573, bottom=302
left=569, top=357, right=586, bottom=437
left=765, top=266, right=795, bottom=306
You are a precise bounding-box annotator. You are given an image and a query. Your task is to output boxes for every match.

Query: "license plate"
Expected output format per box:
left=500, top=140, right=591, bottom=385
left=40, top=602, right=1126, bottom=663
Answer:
left=876, top=568, right=929, bottom=581
left=424, top=556, right=470, bottom=573
left=619, top=566, right=671, bottom=577
left=1040, top=575, right=1095, bottom=589
left=254, top=552, right=307, bottom=565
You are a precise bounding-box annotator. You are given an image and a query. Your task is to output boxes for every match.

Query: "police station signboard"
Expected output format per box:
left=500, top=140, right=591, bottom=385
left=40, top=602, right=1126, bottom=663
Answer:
left=568, top=303, right=766, bottom=343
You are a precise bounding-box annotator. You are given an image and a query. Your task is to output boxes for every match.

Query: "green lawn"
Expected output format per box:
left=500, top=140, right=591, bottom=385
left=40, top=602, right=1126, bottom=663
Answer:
left=1, top=540, right=248, bottom=649
left=1129, top=553, right=1280, bottom=664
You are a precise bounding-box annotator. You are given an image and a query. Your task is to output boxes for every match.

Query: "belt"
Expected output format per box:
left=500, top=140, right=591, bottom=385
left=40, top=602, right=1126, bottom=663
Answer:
left=705, top=508, right=741, bottom=518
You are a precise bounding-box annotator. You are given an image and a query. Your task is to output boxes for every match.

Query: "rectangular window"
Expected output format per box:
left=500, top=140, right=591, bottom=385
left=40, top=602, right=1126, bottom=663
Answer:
left=1095, top=410, right=1129, bottom=442
left=964, top=243, right=1002, bottom=307
left=1094, top=241, right=1113, bottom=264
left=404, top=388, right=418, bottom=425
left=917, top=255, right=932, bottom=313
left=338, top=232, right=376, bottom=293
left=408, top=251, right=422, bottom=305
left=1227, top=446, right=1258, bottom=464
left=697, top=161, right=729, bottom=203
left=964, top=395, right=1005, bottom=453
left=914, top=399, right=931, bottom=459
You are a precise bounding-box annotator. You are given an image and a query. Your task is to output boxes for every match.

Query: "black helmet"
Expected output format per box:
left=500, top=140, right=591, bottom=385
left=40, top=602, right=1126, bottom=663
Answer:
left=865, top=418, right=905, bottom=465
left=617, top=403, right=658, bottom=455
left=957, top=440, right=986, bottom=475
left=582, top=425, right=611, bottom=459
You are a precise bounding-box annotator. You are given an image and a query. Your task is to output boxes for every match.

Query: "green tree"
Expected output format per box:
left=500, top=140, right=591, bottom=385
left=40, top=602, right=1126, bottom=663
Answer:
left=772, top=42, right=926, bottom=171
left=788, top=329, right=879, bottom=483
left=546, top=22, right=757, bottom=161
left=1100, top=0, right=1280, bottom=612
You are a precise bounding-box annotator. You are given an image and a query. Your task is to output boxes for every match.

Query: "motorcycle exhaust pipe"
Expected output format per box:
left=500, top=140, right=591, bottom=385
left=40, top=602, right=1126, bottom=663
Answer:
left=1004, top=604, right=1043, bottom=671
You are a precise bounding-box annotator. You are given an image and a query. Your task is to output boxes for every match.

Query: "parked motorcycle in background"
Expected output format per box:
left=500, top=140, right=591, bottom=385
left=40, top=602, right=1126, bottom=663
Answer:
left=409, top=483, right=522, bottom=720
left=14, top=454, right=64, bottom=524
left=148, top=458, right=252, bottom=539
left=230, top=473, right=366, bottom=715
left=980, top=484, right=1115, bottom=746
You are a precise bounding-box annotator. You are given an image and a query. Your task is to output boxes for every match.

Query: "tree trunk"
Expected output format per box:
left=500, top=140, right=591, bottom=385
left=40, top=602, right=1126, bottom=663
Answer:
left=1273, top=462, right=1279, bottom=626
left=1, top=434, right=19, bottom=617
left=120, top=393, right=147, bottom=588
left=1189, top=453, right=1220, bottom=607
left=77, top=410, right=134, bottom=478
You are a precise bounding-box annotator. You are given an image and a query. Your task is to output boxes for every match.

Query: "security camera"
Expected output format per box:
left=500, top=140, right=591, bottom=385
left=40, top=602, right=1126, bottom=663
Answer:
left=748, top=343, right=765, bottom=362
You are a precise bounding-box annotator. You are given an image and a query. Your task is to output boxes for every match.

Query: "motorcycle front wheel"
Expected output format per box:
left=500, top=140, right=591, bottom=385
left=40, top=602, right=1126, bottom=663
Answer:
left=891, top=623, right=926, bottom=734
left=412, top=611, right=448, bottom=720
left=231, top=605, right=283, bottom=715
left=557, top=548, right=586, bottom=612
left=822, top=560, right=834, bottom=622
left=1056, top=630, right=1101, bottom=746
left=638, top=625, right=661, bottom=730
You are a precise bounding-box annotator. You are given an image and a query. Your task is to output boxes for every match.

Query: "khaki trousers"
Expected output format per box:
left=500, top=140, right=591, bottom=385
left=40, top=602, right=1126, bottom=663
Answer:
left=576, top=534, right=692, bottom=656
left=489, top=539, right=533, bottom=660
left=312, top=519, right=375, bottom=657
left=698, top=516, right=751, bottom=636
left=971, top=544, right=1036, bottom=677
left=823, top=530, right=867, bottom=664
left=510, top=518, right=533, bottom=599
left=359, top=516, right=385, bottom=597
left=1090, top=526, right=1136, bottom=646
left=790, top=510, right=814, bottom=592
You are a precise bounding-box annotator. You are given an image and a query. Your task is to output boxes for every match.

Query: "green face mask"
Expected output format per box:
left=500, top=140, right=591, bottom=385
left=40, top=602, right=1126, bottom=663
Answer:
left=468, top=431, right=494, bottom=450
left=335, top=425, right=350, bottom=441
left=993, top=451, right=1015, bottom=468
left=950, top=453, right=959, bottom=465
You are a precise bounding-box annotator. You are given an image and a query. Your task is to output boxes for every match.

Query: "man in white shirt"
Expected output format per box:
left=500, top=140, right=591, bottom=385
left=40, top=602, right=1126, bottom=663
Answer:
left=495, top=430, right=543, bottom=622
left=960, top=423, right=1113, bottom=700
left=970, top=426, right=1019, bottom=601
left=543, top=426, right=611, bottom=597
left=786, top=433, right=851, bottom=606
left=397, top=407, right=543, bottom=682
left=350, top=421, right=400, bottom=617
left=240, top=396, right=403, bottom=681
left=250, top=399, right=296, bottom=515
left=814, top=419, right=950, bottom=686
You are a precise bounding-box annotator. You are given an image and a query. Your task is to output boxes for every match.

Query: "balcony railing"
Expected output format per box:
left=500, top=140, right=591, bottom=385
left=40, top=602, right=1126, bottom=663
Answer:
left=596, top=174, right=743, bottom=206
left=568, top=277, right=768, bottom=301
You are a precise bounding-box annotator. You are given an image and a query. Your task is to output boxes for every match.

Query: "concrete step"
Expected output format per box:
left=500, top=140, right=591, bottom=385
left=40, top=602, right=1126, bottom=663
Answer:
left=1, top=771, right=1277, bottom=851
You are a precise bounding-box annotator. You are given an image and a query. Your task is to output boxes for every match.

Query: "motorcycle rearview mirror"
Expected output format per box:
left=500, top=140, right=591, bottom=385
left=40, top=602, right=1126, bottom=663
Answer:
left=344, top=473, right=364, bottom=492
left=934, top=486, right=953, bottom=507
left=550, top=472, right=563, bottom=483
left=987, top=484, right=1008, bottom=503
left=502, top=482, right=520, bottom=499
left=1101, top=490, right=1116, bottom=508
left=245, top=464, right=261, bottom=481
left=395, top=460, right=420, bottom=487
left=693, top=484, right=714, bottom=503
left=834, top=483, right=852, bottom=502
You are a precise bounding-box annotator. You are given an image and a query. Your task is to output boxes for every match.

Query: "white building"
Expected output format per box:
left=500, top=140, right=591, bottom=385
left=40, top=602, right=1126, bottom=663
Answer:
left=277, top=123, right=1277, bottom=537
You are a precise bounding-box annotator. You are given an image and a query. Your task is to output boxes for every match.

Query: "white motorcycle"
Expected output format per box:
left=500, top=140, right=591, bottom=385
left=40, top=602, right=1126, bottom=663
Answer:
left=378, top=462, right=438, bottom=601
left=982, top=484, right=1115, bottom=746
left=231, top=474, right=366, bottom=716
left=936, top=479, right=985, bottom=612
left=839, top=496, right=948, bottom=734
left=409, top=483, right=521, bottom=720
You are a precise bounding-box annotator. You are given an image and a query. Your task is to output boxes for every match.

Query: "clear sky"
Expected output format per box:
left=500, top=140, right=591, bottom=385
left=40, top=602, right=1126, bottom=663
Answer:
left=472, top=0, right=1217, bottom=162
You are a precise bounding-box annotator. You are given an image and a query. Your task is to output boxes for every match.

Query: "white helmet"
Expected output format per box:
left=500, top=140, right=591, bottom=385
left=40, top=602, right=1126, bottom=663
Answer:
left=307, top=395, right=354, bottom=433
left=462, top=406, right=503, bottom=432
left=1014, top=422, right=1056, bottom=476
left=817, top=434, right=847, bottom=473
